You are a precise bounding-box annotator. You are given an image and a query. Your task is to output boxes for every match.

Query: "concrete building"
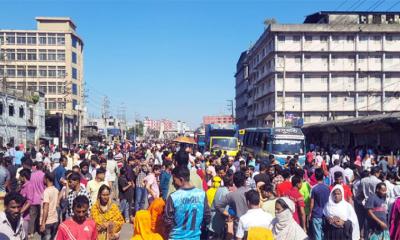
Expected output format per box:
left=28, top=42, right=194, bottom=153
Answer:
left=235, top=11, right=400, bottom=128
left=235, top=51, right=249, bottom=128
left=0, top=89, right=45, bottom=147
left=0, top=17, right=84, bottom=146
left=203, top=115, right=235, bottom=125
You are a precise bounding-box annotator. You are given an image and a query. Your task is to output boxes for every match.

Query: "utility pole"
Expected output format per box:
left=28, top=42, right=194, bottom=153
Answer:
left=102, top=96, right=110, bottom=139
left=227, top=99, right=234, bottom=119
left=61, top=80, right=72, bottom=148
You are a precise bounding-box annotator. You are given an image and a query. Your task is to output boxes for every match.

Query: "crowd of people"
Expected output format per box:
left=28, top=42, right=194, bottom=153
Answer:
left=0, top=140, right=399, bottom=240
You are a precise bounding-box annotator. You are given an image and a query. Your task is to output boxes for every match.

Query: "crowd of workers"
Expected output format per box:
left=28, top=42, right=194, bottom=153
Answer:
left=0, top=140, right=399, bottom=240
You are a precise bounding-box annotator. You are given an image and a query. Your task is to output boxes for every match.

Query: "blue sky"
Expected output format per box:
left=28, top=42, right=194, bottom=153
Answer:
left=1, top=0, right=399, bottom=128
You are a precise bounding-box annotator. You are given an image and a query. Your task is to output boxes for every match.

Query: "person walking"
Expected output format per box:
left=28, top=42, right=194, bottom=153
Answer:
left=87, top=168, right=108, bottom=204
left=0, top=192, right=26, bottom=240
left=56, top=195, right=97, bottom=240
left=40, top=172, right=59, bottom=240
left=164, top=166, right=211, bottom=240
left=365, top=182, right=390, bottom=239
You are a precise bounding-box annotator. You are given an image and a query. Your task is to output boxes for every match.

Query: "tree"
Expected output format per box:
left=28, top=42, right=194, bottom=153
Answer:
left=135, top=120, right=144, bottom=137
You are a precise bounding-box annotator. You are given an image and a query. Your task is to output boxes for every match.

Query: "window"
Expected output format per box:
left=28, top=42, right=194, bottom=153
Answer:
left=8, top=105, right=14, bottom=117
left=373, top=36, right=381, bottom=41
left=57, top=34, right=65, bottom=45
left=27, top=82, right=37, bottom=91
left=321, top=96, right=327, bottom=104
left=72, top=83, right=78, bottom=95
left=27, top=66, right=36, bottom=77
left=57, top=66, right=66, bottom=78
left=17, top=66, right=26, bottom=77
left=17, top=49, right=26, bottom=61
left=27, top=34, right=36, bottom=45
left=57, top=50, right=65, bottom=61
left=6, top=33, right=15, bottom=44
left=331, top=96, right=338, bottom=104
left=0, top=67, right=3, bottom=78
left=72, top=36, right=78, bottom=48
left=6, top=66, right=16, bottom=77
left=39, top=34, right=46, bottom=45
left=48, top=34, right=56, bottom=45
left=58, top=99, right=65, bottom=109
left=16, top=34, right=26, bottom=45
left=347, top=36, right=354, bottom=41
left=305, top=35, right=312, bottom=41
left=19, top=106, right=24, bottom=118
left=48, top=66, right=56, bottom=77
left=359, top=36, right=368, bottom=41
left=0, top=103, right=2, bottom=115
left=386, top=35, right=393, bottom=41
left=332, top=36, right=340, bottom=41
left=320, top=36, right=328, bottom=42
left=39, top=66, right=47, bottom=77
left=72, top=99, right=78, bottom=110
left=294, top=56, right=301, bottom=63
left=304, top=96, right=311, bottom=103
left=39, top=50, right=47, bottom=61
left=27, top=49, right=37, bottom=60
left=57, top=83, right=65, bottom=94
left=278, top=35, right=285, bottom=42
left=6, top=49, right=15, bottom=61
left=72, top=52, right=77, bottom=64
left=72, top=67, right=78, bottom=79
left=48, top=83, right=56, bottom=94
left=48, top=98, right=56, bottom=109
left=39, top=83, right=47, bottom=93
left=293, top=35, right=301, bottom=41
left=48, top=50, right=56, bottom=61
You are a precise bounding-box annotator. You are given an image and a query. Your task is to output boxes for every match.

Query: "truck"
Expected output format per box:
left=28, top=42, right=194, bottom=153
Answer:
left=205, top=124, right=239, bottom=157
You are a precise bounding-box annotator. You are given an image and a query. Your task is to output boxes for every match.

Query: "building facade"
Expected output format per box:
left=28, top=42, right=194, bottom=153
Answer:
left=235, top=11, right=400, bottom=128
left=203, top=115, right=235, bottom=125
left=0, top=17, right=84, bottom=146
left=0, top=89, right=45, bottom=147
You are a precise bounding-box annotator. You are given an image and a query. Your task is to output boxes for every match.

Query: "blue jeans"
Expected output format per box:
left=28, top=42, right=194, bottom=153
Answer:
left=311, top=217, right=323, bottom=240
left=119, top=199, right=130, bottom=221
left=134, top=187, right=147, bottom=214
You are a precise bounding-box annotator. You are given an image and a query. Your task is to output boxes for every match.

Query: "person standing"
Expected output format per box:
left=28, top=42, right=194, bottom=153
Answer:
left=14, top=146, right=24, bottom=167
left=54, top=156, right=67, bottom=191
left=260, top=184, right=277, bottom=217
left=236, top=190, right=273, bottom=240
left=216, top=171, right=249, bottom=233
left=0, top=157, right=10, bottom=211
left=284, top=175, right=306, bottom=233
left=0, top=192, right=26, bottom=240
left=118, top=167, right=134, bottom=222
left=160, top=161, right=172, bottom=200
left=29, top=161, right=46, bottom=237
left=134, top=164, right=148, bottom=213
left=309, top=168, right=330, bottom=240
left=106, top=151, right=119, bottom=200
left=366, top=182, right=389, bottom=239
left=40, top=172, right=59, bottom=240
left=329, top=159, right=345, bottom=185
left=56, top=195, right=97, bottom=240
left=164, top=166, right=211, bottom=240
left=390, top=194, right=400, bottom=240
left=67, top=172, right=92, bottom=217
left=144, top=164, right=161, bottom=205
left=276, top=169, right=292, bottom=197
left=87, top=168, right=108, bottom=204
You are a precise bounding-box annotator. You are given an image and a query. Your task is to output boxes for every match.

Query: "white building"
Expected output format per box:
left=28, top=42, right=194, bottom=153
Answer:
left=0, top=89, right=45, bottom=147
left=236, top=11, right=400, bottom=128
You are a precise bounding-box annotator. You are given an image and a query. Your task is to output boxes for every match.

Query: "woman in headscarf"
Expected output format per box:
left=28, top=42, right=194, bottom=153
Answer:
left=323, top=184, right=360, bottom=240
left=147, top=197, right=165, bottom=236
left=131, top=210, right=163, bottom=240
left=91, top=184, right=124, bottom=240
left=270, top=197, right=308, bottom=240
left=206, top=176, right=222, bottom=207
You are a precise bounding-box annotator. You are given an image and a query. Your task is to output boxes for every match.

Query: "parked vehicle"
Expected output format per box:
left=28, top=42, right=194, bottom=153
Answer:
left=205, top=124, right=239, bottom=157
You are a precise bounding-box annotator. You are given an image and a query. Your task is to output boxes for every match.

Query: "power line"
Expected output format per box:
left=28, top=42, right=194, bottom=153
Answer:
left=334, top=0, right=350, bottom=10
left=387, top=1, right=400, bottom=10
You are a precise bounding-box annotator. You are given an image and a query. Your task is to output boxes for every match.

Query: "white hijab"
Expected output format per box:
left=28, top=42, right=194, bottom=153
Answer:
left=271, top=197, right=308, bottom=240
left=323, top=185, right=360, bottom=240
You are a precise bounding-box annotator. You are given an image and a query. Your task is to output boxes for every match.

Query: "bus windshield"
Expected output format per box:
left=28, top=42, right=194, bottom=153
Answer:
left=211, top=138, right=238, bottom=150
left=271, top=139, right=304, bottom=155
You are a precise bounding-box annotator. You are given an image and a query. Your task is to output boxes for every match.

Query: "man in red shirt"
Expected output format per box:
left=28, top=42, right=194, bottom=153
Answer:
left=276, top=169, right=292, bottom=197
left=329, top=171, right=353, bottom=206
left=284, top=175, right=306, bottom=233
left=56, top=195, right=97, bottom=240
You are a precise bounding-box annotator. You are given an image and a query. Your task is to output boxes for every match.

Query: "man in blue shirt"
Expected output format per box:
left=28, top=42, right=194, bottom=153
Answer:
left=164, top=165, right=211, bottom=240
left=14, top=146, right=24, bottom=167
left=160, top=161, right=172, bottom=200
left=310, top=168, right=330, bottom=240
left=53, top=156, right=67, bottom=190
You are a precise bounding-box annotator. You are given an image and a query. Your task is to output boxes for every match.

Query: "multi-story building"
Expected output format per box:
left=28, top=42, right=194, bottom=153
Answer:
left=0, top=17, right=84, bottom=146
left=235, top=51, right=249, bottom=128
left=203, top=115, right=235, bottom=125
left=235, top=11, right=400, bottom=128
